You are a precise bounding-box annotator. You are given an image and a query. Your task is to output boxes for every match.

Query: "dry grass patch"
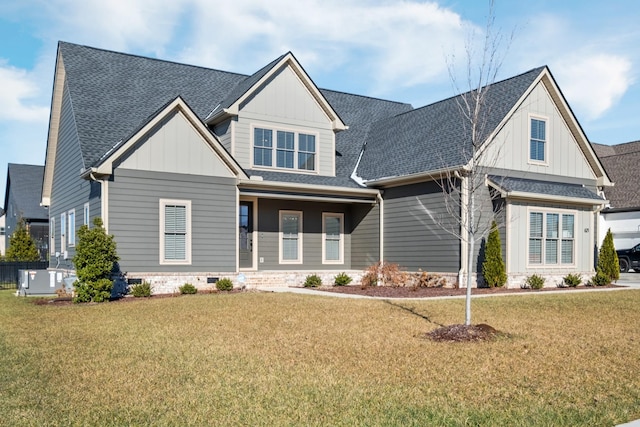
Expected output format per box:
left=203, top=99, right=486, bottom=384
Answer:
left=0, top=290, right=639, bottom=426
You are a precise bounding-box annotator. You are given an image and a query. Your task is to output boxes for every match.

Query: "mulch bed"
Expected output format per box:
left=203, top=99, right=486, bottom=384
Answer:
left=426, top=323, right=505, bottom=342
left=317, top=283, right=625, bottom=298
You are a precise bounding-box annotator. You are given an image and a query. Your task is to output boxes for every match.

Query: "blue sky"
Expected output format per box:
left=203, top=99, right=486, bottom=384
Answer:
left=1, top=0, right=639, bottom=204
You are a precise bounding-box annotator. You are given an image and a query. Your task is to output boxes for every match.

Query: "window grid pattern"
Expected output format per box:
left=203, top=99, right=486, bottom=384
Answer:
left=529, top=211, right=575, bottom=266
left=280, top=212, right=302, bottom=263
left=254, top=128, right=273, bottom=167
left=323, top=214, right=342, bottom=263
left=254, top=127, right=316, bottom=171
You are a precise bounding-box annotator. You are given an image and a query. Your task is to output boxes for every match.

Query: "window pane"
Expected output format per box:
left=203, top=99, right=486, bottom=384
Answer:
left=277, top=131, right=294, bottom=150
left=530, top=119, right=546, bottom=161
left=254, top=128, right=272, bottom=147
left=562, top=215, right=574, bottom=238
left=325, top=216, right=340, bottom=237
left=529, top=213, right=542, bottom=237
left=282, top=238, right=298, bottom=260
left=561, top=240, right=574, bottom=264
left=545, top=239, right=558, bottom=264
left=277, top=149, right=294, bottom=168
left=529, top=239, right=542, bottom=264
left=546, top=213, right=558, bottom=238
left=326, top=240, right=340, bottom=261
left=298, top=152, right=315, bottom=170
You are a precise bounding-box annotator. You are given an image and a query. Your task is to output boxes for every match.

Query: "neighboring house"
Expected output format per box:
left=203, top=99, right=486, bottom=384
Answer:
left=4, top=164, right=49, bottom=259
left=41, top=42, right=611, bottom=291
left=0, top=208, right=5, bottom=257
left=593, top=141, right=640, bottom=251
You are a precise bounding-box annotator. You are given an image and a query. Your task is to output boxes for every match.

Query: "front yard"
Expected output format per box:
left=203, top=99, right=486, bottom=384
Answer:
left=1, top=289, right=639, bottom=426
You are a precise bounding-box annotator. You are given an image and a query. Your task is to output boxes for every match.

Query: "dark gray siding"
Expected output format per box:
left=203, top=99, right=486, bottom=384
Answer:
left=49, top=85, right=100, bottom=269
left=109, top=168, right=236, bottom=272
left=383, top=181, right=460, bottom=272
left=213, top=118, right=233, bottom=154
left=351, top=204, right=379, bottom=269
left=256, top=199, right=352, bottom=270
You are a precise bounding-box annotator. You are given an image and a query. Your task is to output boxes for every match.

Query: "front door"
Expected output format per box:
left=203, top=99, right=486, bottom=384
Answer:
left=239, top=201, right=253, bottom=269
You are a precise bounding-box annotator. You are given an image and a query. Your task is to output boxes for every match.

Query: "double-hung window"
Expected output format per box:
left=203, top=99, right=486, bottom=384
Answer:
left=323, top=213, right=343, bottom=264
left=530, top=118, right=547, bottom=162
left=84, top=203, right=90, bottom=226
left=60, top=212, right=66, bottom=253
left=160, top=199, right=191, bottom=265
left=68, top=210, right=75, bottom=247
left=49, top=218, right=55, bottom=255
left=529, top=210, right=575, bottom=266
left=280, top=211, right=302, bottom=264
left=254, top=126, right=316, bottom=171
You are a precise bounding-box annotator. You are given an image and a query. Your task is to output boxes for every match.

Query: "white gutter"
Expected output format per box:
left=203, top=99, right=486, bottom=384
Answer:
left=238, top=178, right=380, bottom=198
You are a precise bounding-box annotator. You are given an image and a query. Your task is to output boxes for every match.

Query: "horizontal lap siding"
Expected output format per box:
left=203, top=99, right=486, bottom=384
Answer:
left=109, top=169, right=236, bottom=272
left=351, top=204, right=380, bottom=270
left=383, top=182, right=460, bottom=272
left=257, top=199, right=352, bottom=270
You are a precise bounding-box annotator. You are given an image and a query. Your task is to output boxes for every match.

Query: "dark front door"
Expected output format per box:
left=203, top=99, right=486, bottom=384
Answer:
left=239, top=202, right=253, bottom=269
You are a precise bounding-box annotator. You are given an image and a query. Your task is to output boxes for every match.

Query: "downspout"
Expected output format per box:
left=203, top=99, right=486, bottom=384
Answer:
left=377, top=192, right=384, bottom=263
left=87, top=171, right=108, bottom=233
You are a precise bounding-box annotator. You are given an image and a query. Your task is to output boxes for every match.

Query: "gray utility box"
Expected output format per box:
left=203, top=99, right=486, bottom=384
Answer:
left=18, top=269, right=74, bottom=296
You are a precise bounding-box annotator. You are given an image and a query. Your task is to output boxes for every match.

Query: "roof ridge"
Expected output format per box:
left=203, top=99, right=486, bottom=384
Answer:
left=59, top=41, right=249, bottom=78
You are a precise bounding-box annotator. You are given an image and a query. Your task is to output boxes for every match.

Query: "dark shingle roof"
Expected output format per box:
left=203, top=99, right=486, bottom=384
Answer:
left=488, top=175, right=604, bottom=202
left=593, top=140, right=640, bottom=209
left=4, top=164, right=48, bottom=220
left=356, top=67, right=545, bottom=181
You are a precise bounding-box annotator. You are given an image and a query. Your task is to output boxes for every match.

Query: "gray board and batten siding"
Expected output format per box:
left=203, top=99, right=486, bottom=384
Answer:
left=108, top=168, right=237, bottom=273
left=49, top=85, right=101, bottom=270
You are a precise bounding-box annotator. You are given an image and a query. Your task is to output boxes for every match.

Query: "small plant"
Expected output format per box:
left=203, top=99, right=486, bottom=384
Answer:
left=590, top=270, right=610, bottom=287
left=303, top=274, right=322, bottom=288
left=360, top=272, right=378, bottom=289
left=179, top=283, right=197, bottom=294
left=216, top=278, right=234, bottom=291
left=412, top=270, right=446, bottom=288
left=523, top=274, right=545, bottom=290
left=55, top=284, right=71, bottom=298
left=131, top=281, right=152, bottom=297
left=333, top=272, right=352, bottom=286
left=562, top=273, right=581, bottom=288
left=361, top=261, right=407, bottom=287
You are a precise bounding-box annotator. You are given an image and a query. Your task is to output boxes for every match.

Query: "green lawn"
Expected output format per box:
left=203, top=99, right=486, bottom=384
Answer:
left=1, top=289, right=639, bottom=426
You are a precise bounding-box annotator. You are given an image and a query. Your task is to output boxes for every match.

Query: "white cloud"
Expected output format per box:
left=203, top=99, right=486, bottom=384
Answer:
left=554, top=54, right=633, bottom=120
left=0, top=62, right=49, bottom=122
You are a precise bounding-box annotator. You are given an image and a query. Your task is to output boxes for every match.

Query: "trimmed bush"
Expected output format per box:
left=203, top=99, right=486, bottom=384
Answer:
left=597, top=229, right=619, bottom=283
left=333, top=272, right=353, bottom=286
left=482, top=221, right=507, bottom=287
left=523, top=274, right=545, bottom=290
left=303, top=274, right=322, bottom=288
left=563, top=273, right=582, bottom=288
left=179, top=283, right=197, bottom=294
left=590, top=270, right=610, bottom=286
left=216, top=278, right=234, bottom=291
left=131, top=282, right=152, bottom=297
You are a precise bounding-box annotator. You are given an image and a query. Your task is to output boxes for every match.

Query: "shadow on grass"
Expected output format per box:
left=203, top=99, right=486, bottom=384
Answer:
left=383, top=300, right=446, bottom=327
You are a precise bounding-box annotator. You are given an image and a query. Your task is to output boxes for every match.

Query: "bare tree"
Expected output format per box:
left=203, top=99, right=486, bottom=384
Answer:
left=435, top=0, right=514, bottom=325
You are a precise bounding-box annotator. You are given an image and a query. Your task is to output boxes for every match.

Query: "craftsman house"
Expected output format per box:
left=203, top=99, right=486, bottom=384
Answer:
left=42, top=42, right=611, bottom=291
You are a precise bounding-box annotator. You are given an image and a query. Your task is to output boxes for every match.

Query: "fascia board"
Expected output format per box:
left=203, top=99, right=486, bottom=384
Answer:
left=238, top=178, right=379, bottom=198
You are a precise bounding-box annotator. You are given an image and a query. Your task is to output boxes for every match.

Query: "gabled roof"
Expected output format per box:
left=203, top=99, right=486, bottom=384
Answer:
left=487, top=175, right=605, bottom=205
left=4, top=164, right=48, bottom=221
left=356, top=67, right=545, bottom=182
left=593, top=140, right=640, bottom=210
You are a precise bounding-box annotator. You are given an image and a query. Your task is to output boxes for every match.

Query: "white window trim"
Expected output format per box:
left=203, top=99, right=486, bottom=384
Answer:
left=322, top=212, right=344, bottom=264
left=68, top=209, right=76, bottom=247
left=84, top=203, right=90, bottom=226
left=279, top=210, right=303, bottom=264
left=50, top=218, right=56, bottom=255
left=526, top=207, right=577, bottom=269
left=250, top=123, right=319, bottom=174
left=159, top=199, right=192, bottom=265
left=528, top=114, right=549, bottom=166
left=60, top=212, right=66, bottom=253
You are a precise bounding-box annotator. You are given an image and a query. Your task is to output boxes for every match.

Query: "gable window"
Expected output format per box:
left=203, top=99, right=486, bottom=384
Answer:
left=68, top=210, right=75, bottom=247
left=84, top=203, right=90, bottom=226
left=530, top=118, right=546, bottom=162
left=323, top=213, right=343, bottom=264
left=529, top=210, right=574, bottom=266
left=279, top=211, right=302, bottom=264
left=253, top=126, right=316, bottom=172
left=160, top=199, right=191, bottom=265
left=60, top=212, right=66, bottom=253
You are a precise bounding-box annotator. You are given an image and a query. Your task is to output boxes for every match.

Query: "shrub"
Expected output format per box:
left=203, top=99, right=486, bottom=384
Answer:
left=482, top=221, right=507, bottom=287
left=361, top=261, right=407, bottom=287
left=412, top=270, right=446, bottom=288
left=216, top=278, right=233, bottom=291
left=72, top=218, right=119, bottom=303
left=131, top=282, right=152, bottom=297
left=590, top=270, right=610, bottom=287
left=523, top=274, right=545, bottom=290
left=4, top=219, right=40, bottom=261
left=333, top=272, right=352, bottom=286
left=179, top=283, right=197, bottom=294
left=597, top=228, right=619, bottom=283
left=563, top=273, right=582, bottom=288
left=303, top=274, right=322, bottom=288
